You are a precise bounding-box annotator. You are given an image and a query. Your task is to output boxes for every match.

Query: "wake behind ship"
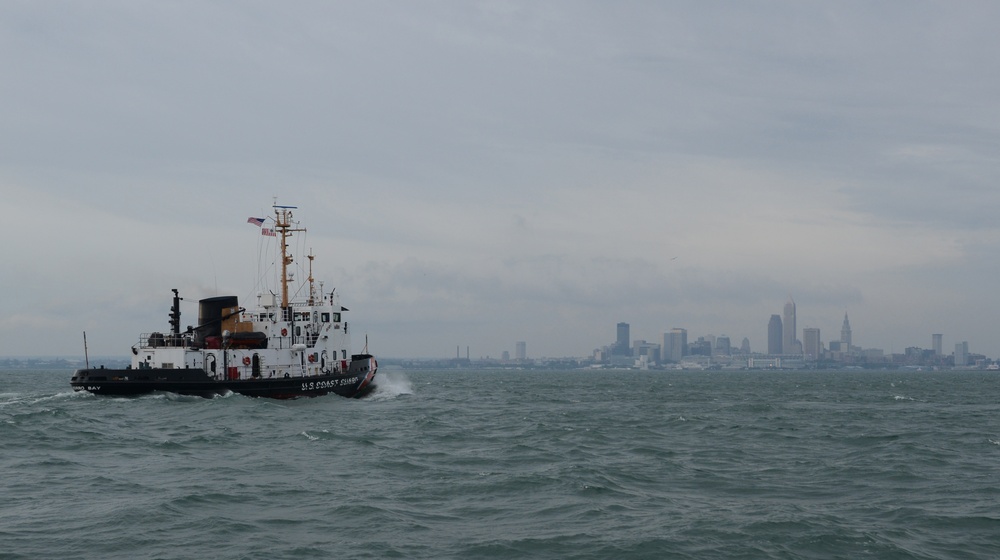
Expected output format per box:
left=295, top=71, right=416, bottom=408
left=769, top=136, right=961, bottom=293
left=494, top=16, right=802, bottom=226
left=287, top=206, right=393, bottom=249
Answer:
left=71, top=204, right=377, bottom=399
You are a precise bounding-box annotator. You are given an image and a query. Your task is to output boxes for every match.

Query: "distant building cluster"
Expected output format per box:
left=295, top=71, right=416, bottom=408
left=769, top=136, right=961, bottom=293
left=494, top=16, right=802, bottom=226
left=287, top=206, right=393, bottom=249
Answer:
left=434, top=296, right=990, bottom=370
left=591, top=296, right=991, bottom=370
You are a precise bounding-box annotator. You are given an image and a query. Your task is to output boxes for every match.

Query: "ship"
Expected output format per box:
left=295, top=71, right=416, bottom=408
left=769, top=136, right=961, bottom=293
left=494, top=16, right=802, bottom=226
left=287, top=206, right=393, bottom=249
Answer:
left=71, top=204, right=377, bottom=399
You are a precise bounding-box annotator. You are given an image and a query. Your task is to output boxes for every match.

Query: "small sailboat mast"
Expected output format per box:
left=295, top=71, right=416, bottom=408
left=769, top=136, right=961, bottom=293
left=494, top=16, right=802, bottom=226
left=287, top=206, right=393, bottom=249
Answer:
left=83, top=331, right=89, bottom=370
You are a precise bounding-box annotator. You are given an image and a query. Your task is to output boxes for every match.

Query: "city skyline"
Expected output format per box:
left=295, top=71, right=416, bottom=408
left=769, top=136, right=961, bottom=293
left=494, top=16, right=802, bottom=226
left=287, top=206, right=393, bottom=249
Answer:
left=579, top=295, right=981, bottom=366
left=447, top=298, right=985, bottom=362
left=480, top=296, right=978, bottom=365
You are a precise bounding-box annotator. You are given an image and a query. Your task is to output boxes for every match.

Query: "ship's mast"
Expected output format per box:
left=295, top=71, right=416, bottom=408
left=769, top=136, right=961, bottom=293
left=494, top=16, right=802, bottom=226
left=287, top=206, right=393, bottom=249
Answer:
left=273, top=205, right=306, bottom=309
left=307, top=250, right=316, bottom=306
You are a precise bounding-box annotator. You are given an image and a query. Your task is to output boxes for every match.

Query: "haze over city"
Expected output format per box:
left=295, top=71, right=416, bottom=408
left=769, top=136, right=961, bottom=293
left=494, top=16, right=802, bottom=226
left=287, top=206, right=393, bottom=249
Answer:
left=578, top=298, right=983, bottom=370
left=2, top=3, right=1000, bottom=360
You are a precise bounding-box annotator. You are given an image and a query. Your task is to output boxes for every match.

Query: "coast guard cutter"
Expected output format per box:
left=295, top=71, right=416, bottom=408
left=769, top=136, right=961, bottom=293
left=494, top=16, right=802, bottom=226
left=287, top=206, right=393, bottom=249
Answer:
left=71, top=204, right=377, bottom=399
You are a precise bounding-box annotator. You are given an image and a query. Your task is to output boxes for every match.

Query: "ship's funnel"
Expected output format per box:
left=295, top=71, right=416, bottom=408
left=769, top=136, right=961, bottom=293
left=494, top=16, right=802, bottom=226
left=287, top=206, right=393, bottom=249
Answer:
left=196, top=296, right=239, bottom=345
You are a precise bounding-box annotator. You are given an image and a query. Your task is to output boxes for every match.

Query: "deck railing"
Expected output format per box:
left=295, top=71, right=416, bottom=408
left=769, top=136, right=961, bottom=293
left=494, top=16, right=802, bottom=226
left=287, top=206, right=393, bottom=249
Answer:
left=139, top=333, right=194, bottom=349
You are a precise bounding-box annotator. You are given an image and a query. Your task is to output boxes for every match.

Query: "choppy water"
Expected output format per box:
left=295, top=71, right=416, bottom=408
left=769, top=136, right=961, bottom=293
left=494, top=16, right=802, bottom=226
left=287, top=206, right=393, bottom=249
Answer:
left=2, top=368, right=999, bottom=559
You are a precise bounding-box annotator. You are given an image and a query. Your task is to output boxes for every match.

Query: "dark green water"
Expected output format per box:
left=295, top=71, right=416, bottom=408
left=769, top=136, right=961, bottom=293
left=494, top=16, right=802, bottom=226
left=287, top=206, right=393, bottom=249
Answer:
left=2, top=368, right=999, bottom=559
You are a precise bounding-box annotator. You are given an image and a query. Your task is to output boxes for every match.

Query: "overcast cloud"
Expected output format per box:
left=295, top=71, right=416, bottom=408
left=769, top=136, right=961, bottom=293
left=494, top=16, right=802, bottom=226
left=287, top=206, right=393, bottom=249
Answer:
left=2, top=1, right=999, bottom=359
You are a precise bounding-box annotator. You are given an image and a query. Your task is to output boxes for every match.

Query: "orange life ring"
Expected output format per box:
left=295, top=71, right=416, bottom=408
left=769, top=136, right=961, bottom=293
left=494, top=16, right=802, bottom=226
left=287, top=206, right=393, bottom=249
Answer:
left=242, top=356, right=251, bottom=366
left=281, top=328, right=288, bottom=336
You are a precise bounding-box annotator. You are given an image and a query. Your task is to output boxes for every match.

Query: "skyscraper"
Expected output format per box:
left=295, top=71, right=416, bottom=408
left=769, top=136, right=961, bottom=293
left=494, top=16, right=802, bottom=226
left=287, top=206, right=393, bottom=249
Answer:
left=803, top=327, right=821, bottom=360
left=932, top=334, right=943, bottom=356
left=615, top=322, right=630, bottom=355
left=840, top=313, right=852, bottom=351
left=663, top=328, right=687, bottom=362
left=768, top=314, right=783, bottom=355
left=955, top=341, right=968, bottom=367
left=783, top=297, right=797, bottom=354
left=716, top=335, right=731, bottom=355
left=515, top=341, right=526, bottom=361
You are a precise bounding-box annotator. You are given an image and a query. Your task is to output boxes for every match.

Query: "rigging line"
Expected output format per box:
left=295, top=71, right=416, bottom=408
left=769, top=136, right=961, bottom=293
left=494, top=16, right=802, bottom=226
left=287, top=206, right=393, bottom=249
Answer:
left=250, top=231, right=264, bottom=304
left=253, top=224, right=265, bottom=302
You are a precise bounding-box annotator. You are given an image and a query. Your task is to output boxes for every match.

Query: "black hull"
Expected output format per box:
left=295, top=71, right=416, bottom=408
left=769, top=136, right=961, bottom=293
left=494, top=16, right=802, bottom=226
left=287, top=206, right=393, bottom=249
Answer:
left=71, top=357, right=377, bottom=400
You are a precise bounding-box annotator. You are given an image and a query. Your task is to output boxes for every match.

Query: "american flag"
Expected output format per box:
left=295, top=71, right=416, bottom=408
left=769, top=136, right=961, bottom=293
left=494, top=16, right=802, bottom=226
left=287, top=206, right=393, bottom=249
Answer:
left=261, top=228, right=277, bottom=237
left=247, top=217, right=265, bottom=227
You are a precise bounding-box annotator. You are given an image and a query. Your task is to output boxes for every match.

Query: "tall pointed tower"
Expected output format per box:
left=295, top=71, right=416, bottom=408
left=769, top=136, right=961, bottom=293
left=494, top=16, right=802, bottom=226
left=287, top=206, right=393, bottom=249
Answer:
left=841, top=313, right=852, bottom=351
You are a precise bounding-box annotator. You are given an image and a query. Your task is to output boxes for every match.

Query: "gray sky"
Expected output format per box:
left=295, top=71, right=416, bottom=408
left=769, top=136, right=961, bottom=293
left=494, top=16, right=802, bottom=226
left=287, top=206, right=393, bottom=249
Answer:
left=2, top=1, right=999, bottom=359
